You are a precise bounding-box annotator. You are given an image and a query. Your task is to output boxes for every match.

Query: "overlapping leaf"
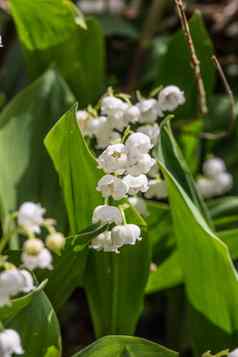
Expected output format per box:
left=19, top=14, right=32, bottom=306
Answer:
left=72, top=335, right=178, bottom=357
left=10, top=0, right=105, bottom=106
left=0, top=69, right=74, bottom=224
left=157, top=119, right=238, bottom=351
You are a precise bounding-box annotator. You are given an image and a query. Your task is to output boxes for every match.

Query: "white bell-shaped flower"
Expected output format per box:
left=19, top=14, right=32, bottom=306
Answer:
left=128, top=197, right=148, bottom=217
left=145, top=179, right=168, bottom=199
left=111, top=224, right=142, bottom=246
left=101, top=96, right=128, bottom=118
left=137, top=124, right=160, bottom=146
left=136, top=99, right=159, bottom=123
left=123, top=174, right=149, bottom=195
left=158, top=85, right=185, bottom=111
left=126, top=154, right=155, bottom=176
left=125, top=132, right=152, bottom=161
left=18, top=202, right=45, bottom=234
left=0, top=329, right=23, bottom=356
left=97, top=143, right=128, bottom=175
left=23, top=238, right=44, bottom=256
left=92, top=205, right=123, bottom=225
left=196, top=177, right=215, bottom=199
left=22, top=248, right=52, bottom=271
left=96, top=175, right=128, bottom=200
left=0, top=268, right=34, bottom=306
left=86, top=116, right=109, bottom=138
left=215, top=172, right=233, bottom=195
left=203, top=157, right=226, bottom=178
left=90, top=231, right=120, bottom=253
left=124, top=105, right=141, bottom=124
left=46, top=232, right=65, bottom=253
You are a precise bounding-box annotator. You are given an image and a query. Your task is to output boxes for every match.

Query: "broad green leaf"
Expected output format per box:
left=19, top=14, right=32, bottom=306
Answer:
left=156, top=13, right=215, bottom=119
left=44, top=105, right=102, bottom=308
left=37, top=225, right=106, bottom=310
left=6, top=288, right=61, bottom=357
left=72, top=335, right=178, bottom=357
left=11, top=0, right=105, bottom=106
left=0, top=280, right=47, bottom=322
left=158, top=117, right=211, bottom=225
left=10, top=0, right=85, bottom=50
left=145, top=229, right=238, bottom=295
left=158, top=120, right=238, bottom=351
left=0, top=69, right=74, bottom=223
left=45, top=104, right=102, bottom=233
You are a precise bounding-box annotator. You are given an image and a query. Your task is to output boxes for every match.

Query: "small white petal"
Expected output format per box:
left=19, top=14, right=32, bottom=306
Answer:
left=196, top=177, right=215, bottom=199
left=92, top=205, right=123, bottom=225
left=229, top=348, right=238, bottom=357
left=126, top=154, right=155, bottom=176
left=126, top=132, right=152, bottom=161
left=203, top=157, right=226, bottom=178
left=97, top=175, right=128, bottom=200
left=111, top=224, right=142, bottom=246
left=136, top=99, right=158, bottom=123
left=22, top=249, right=52, bottom=271
left=0, top=329, right=23, bottom=356
left=123, top=175, right=149, bottom=195
left=18, top=202, right=45, bottom=234
left=158, top=85, right=185, bottom=112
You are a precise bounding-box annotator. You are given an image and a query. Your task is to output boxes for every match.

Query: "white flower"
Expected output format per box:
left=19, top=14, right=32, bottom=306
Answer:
left=97, top=143, right=128, bottom=175
left=136, top=99, right=160, bottom=123
left=215, top=172, right=233, bottom=194
left=145, top=180, right=168, bottom=199
left=124, top=105, right=141, bottom=124
left=79, top=0, right=105, bottom=14
left=92, top=205, right=123, bottom=225
left=96, top=130, right=121, bottom=149
left=126, top=154, right=155, bottom=176
left=229, top=348, right=238, bottom=357
left=158, top=85, right=185, bottom=111
left=196, top=177, right=215, bottom=199
left=137, top=124, right=160, bottom=146
left=111, top=224, right=142, bottom=246
left=22, top=248, right=52, bottom=270
left=86, top=116, right=109, bottom=137
left=0, top=269, right=34, bottom=306
left=23, top=238, right=44, bottom=256
left=101, top=96, right=128, bottom=117
left=123, top=175, right=149, bottom=195
left=96, top=175, right=128, bottom=200
left=203, top=157, right=226, bottom=178
left=90, top=231, right=120, bottom=253
left=128, top=197, right=149, bottom=217
left=46, top=232, right=65, bottom=253
left=18, top=202, right=45, bottom=234
left=0, top=329, right=23, bottom=356
left=125, top=132, right=152, bottom=161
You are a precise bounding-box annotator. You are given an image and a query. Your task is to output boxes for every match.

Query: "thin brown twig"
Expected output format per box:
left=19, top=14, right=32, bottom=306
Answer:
left=199, top=55, right=236, bottom=139
left=179, top=56, right=236, bottom=140
left=174, top=0, right=208, bottom=116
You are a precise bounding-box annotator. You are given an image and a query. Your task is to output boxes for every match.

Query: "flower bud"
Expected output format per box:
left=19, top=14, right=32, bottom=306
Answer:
left=23, top=239, right=44, bottom=256
left=46, top=233, right=65, bottom=253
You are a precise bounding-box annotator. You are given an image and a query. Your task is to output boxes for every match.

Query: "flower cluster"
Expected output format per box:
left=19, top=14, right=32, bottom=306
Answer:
left=79, top=85, right=185, bottom=253
left=0, top=202, right=65, bottom=356
left=76, top=85, right=185, bottom=150
left=197, top=157, right=233, bottom=199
